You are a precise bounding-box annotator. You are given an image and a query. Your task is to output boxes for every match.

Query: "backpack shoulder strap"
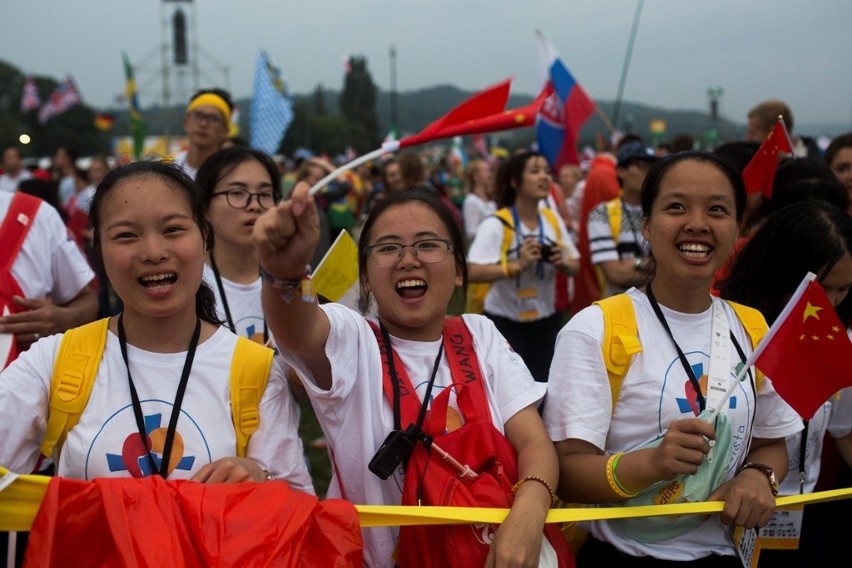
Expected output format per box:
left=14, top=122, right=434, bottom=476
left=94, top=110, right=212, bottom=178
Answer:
left=230, top=337, right=274, bottom=458
left=604, top=197, right=622, bottom=244
left=493, top=208, right=515, bottom=263
left=540, top=207, right=563, bottom=246
left=592, top=294, right=642, bottom=414
left=42, top=317, right=111, bottom=458
left=727, top=300, right=768, bottom=389
left=0, top=192, right=42, bottom=272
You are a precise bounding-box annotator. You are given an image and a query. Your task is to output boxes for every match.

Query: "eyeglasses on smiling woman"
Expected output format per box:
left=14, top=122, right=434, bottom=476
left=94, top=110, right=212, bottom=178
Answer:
left=366, top=239, right=454, bottom=268
left=211, top=189, right=279, bottom=210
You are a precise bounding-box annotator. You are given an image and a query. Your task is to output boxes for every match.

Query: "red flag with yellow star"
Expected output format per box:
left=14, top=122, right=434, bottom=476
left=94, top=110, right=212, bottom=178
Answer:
left=753, top=273, right=852, bottom=420
left=742, top=117, right=794, bottom=198
left=434, top=84, right=553, bottom=140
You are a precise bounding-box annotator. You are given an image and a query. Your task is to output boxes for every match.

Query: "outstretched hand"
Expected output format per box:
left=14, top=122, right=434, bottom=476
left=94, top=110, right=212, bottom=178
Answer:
left=252, top=182, right=321, bottom=279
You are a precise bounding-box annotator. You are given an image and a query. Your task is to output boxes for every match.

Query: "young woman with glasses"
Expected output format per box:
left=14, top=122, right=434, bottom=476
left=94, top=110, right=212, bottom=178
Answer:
left=197, top=147, right=281, bottom=344
left=253, top=186, right=573, bottom=567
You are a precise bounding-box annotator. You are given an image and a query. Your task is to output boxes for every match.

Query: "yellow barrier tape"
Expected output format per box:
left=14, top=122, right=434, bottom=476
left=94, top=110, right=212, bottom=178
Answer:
left=3, top=466, right=852, bottom=532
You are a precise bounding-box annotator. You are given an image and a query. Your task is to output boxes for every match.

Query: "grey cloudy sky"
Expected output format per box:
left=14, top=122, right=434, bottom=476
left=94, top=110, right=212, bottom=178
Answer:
left=3, top=0, right=851, bottom=134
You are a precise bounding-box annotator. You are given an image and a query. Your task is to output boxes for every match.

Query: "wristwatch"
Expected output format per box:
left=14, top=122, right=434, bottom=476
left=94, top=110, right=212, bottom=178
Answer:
left=738, top=462, right=779, bottom=496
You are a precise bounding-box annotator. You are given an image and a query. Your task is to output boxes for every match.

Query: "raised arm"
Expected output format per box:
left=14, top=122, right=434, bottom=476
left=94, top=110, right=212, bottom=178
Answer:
left=253, top=182, right=332, bottom=389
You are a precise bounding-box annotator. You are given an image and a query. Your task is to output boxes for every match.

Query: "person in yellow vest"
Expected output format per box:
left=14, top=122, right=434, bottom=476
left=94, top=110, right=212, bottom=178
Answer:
left=545, top=151, right=802, bottom=565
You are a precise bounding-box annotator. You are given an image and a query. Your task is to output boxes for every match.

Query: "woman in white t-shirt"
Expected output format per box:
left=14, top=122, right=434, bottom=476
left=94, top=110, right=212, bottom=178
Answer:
left=544, top=151, right=803, bottom=565
left=0, top=161, right=313, bottom=492
left=197, top=147, right=282, bottom=344
left=254, top=186, right=572, bottom=567
left=468, top=151, right=580, bottom=382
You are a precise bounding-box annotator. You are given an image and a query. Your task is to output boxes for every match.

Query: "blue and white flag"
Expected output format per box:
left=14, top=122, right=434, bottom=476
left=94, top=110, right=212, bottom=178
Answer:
left=250, top=51, right=294, bottom=155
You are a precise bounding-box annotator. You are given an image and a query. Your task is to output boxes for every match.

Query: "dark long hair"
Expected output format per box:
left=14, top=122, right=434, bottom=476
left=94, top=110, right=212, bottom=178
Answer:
left=357, top=187, right=468, bottom=312
left=90, top=160, right=221, bottom=324
left=720, top=200, right=852, bottom=325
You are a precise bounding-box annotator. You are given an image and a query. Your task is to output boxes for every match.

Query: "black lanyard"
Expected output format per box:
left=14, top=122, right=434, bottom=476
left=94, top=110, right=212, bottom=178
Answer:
left=209, top=254, right=268, bottom=343
left=646, top=283, right=707, bottom=412
left=118, top=314, right=201, bottom=478
left=379, top=321, right=443, bottom=432
left=646, top=283, right=752, bottom=415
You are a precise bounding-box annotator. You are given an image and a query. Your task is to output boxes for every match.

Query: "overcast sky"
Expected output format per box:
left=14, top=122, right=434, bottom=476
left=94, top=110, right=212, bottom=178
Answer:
left=3, top=1, right=851, bottom=134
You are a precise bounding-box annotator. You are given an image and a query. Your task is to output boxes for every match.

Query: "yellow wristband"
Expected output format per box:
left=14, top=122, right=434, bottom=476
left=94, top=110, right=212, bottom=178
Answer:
left=605, top=453, right=637, bottom=499
left=511, top=475, right=556, bottom=505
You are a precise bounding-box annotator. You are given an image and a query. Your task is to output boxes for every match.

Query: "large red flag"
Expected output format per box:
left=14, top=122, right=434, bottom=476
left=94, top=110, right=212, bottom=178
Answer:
left=742, top=118, right=794, bottom=199
left=397, top=79, right=511, bottom=148
left=752, top=273, right=852, bottom=420
left=435, top=84, right=553, bottom=140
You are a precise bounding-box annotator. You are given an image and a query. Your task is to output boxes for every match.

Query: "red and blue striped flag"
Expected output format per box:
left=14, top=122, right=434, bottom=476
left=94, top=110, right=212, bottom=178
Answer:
left=535, top=30, right=595, bottom=171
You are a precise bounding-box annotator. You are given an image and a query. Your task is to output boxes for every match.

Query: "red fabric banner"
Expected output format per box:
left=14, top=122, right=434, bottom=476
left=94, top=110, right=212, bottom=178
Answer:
left=25, top=476, right=363, bottom=568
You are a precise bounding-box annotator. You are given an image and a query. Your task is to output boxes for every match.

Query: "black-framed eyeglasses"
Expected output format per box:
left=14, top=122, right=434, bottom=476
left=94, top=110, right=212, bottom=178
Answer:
left=187, top=110, right=225, bottom=126
left=211, top=189, right=278, bottom=210
left=366, top=239, right=454, bottom=268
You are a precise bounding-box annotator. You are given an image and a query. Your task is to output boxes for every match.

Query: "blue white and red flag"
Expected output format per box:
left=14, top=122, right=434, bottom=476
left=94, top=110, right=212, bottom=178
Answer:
left=535, top=30, right=595, bottom=171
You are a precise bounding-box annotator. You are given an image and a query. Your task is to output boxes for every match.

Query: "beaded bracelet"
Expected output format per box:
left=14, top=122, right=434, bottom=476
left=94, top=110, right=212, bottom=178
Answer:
left=605, top=453, right=637, bottom=499
left=259, top=264, right=315, bottom=304
left=511, top=475, right=556, bottom=505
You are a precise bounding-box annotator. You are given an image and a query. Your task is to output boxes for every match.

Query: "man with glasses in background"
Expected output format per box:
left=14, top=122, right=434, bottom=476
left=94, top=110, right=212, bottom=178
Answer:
left=173, top=89, right=234, bottom=179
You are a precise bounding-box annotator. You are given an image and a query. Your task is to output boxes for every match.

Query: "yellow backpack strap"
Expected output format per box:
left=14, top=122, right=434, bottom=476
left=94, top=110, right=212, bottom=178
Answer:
left=593, top=294, right=642, bottom=414
left=42, top=318, right=110, bottom=458
left=605, top=197, right=622, bottom=243
left=540, top=207, right=563, bottom=246
left=230, top=337, right=274, bottom=458
left=727, top=300, right=768, bottom=389
left=494, top=208, right=515, bottom=266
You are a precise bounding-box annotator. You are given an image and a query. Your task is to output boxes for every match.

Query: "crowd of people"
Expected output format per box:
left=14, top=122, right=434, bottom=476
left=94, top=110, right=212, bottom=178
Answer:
left=1, top=92, right=851, bottom=567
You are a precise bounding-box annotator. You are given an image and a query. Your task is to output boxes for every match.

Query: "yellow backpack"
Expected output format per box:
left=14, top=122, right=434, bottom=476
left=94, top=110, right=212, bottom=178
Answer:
left=558, top=293, right=767, bottom=552
left=41, top=318, right=274, bottom=460
left=465, top=207, right=563, bottom=314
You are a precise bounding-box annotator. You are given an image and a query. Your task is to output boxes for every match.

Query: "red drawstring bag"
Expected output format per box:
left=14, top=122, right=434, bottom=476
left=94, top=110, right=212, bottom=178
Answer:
left=24, top=475, right=363, bottom=568
left=373, top=318, right=574, bottom=567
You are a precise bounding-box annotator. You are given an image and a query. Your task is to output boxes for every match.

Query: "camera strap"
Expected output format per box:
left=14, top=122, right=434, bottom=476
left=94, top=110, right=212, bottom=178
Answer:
left=372, top=318, right=489, bottom=433
left=378, top=321, right=443, bottom=433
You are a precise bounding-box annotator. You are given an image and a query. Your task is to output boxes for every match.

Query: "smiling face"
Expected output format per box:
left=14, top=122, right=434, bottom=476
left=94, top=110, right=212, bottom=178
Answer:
left=207, top=158, right=273, bottom=251
left=362, top=202, right=463, bottom=341
left=98, top=174, right=206, bottom=326
left=642, top=159, right=739, bottom=303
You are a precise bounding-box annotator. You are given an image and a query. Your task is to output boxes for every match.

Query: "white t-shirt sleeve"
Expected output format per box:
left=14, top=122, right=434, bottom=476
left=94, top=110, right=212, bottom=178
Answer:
left=467, top=216, right=506, bottom=265
left=14, top=202, right=95, bottom=303
left=0, top=334, right=57, bottom=473
left=542, top=305, right=612, bottom=450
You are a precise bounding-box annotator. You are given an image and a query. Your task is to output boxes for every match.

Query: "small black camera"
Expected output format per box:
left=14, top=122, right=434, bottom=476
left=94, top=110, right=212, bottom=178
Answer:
left=539, top=242, right=554, bottom=263
left=369, top=425, right=428, bottom=479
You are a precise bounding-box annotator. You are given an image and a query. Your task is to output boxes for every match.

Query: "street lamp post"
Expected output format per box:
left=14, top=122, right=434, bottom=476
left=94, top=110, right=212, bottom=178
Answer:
left=389, top=45, right=397, bottom=135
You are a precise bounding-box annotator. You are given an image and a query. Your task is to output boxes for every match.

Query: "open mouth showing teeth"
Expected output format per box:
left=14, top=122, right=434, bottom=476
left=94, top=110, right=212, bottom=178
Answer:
left=396, top=279, right=427, bottom=298
left=139, top=273, right=177, bottom=287
left=678, top=243, right=711, bottom=258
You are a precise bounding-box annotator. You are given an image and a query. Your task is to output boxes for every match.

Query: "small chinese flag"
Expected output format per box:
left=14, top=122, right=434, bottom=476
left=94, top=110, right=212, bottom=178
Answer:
left=742, top=117, right=794, bottom=199
left=753, top=273, right=852, bottom=420
left=436, top=84, right=553, bottom=139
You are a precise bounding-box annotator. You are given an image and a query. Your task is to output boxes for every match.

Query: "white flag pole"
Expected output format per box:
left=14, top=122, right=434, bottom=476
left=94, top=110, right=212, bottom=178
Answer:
left=307, top=141, right=400, bottom=197
left=706, top=272, right=816, bottom=422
